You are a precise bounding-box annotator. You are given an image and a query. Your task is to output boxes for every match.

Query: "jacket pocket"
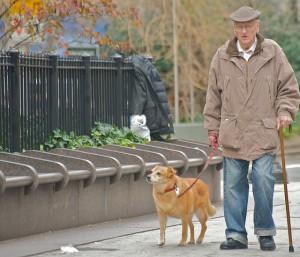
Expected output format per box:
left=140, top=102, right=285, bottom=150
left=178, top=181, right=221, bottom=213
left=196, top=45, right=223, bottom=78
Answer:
left=259, top=118, right=278, bottom=150
left=219, top=118, right=241, bottom=149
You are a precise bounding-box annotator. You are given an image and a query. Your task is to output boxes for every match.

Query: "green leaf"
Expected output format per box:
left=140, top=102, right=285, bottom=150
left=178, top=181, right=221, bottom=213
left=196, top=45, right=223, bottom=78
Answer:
left=58, top=141, right=66, bottom=148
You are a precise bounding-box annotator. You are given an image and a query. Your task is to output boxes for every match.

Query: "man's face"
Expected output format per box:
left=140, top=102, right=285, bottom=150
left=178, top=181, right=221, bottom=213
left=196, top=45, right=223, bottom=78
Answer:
left=233, top=19, right=260, bottom=50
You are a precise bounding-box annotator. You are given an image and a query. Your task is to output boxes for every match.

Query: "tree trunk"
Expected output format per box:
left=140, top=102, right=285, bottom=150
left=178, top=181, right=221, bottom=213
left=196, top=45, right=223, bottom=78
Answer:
left=290, top=0, right=299, bottom=23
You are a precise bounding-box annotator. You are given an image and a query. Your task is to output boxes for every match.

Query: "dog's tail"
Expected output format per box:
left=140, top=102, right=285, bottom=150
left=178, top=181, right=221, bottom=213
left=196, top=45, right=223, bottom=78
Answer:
left=208, top=200, right=216, bottom=217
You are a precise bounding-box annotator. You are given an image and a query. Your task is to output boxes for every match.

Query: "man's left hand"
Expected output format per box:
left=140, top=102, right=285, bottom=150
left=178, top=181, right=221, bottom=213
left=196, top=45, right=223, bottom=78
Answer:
left=276, top=115, right=293, bottom=130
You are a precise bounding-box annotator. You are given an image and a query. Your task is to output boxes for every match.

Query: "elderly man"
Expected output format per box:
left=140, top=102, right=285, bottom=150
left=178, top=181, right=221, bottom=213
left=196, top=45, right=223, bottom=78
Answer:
left=203, top=6, right=300, bottom=251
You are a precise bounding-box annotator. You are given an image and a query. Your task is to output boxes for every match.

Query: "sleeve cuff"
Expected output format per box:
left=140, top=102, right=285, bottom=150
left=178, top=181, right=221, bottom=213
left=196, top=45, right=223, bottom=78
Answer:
left=277, top=111, right=292, bottom=119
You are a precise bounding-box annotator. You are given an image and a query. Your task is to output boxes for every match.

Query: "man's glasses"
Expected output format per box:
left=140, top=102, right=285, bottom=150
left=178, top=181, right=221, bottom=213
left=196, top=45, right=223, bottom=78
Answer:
left=234, top=22, right=256, bottom=32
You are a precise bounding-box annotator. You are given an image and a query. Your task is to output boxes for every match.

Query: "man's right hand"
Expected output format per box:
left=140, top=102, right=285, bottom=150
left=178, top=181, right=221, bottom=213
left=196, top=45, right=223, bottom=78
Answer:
left=208, top=131, right=219, bottom=150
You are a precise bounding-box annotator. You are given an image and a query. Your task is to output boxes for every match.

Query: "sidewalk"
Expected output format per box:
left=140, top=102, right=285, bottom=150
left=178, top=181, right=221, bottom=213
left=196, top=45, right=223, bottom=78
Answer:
left=1, top=181, right=299, bottom=257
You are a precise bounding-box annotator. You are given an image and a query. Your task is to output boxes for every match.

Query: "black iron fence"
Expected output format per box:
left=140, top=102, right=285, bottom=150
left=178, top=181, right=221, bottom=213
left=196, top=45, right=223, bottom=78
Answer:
left=0, top=51, right=134, bottom=152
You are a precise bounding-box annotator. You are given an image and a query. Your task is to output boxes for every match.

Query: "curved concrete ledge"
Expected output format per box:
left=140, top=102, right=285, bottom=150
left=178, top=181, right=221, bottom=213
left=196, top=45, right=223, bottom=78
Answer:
left=0, top=152, right=69, bottom=191
left=0, top=160, right=39, bottom=194
left=23, top=151, right=97, bottom=188
left=78, top=147, right=146, bottom=181
left=0, top=171, right=5, bottom=194
left=51, top=148, right=122, bottom=184
left=103, top=145, right=168, bottom=167
left=135, top=144, right=189, bottom=175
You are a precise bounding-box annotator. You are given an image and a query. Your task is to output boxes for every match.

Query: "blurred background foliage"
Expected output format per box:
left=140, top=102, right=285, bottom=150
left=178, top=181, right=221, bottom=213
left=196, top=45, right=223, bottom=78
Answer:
left=1, top=0, right=299, bottom=126
left=107, top=0, right=300, bottom=123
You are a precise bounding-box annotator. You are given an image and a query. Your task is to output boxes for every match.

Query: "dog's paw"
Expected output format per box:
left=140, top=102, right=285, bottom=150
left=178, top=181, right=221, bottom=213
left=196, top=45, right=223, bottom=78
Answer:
left=188, top=240, right=195, bottom=245
left=196, top=239, right=203, bottom=244
left=158, top=242, right=165, bottom=247
left=178, top=241, right=187, bottom=247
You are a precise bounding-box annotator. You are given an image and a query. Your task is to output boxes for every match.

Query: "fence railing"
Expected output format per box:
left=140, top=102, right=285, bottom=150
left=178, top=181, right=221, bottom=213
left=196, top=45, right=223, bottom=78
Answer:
left=0, top=51, right=134, bottom=152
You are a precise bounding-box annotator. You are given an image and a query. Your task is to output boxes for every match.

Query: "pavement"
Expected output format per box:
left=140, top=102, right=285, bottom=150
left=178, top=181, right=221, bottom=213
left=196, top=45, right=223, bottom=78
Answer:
left=0, top=176, right=299, bottom=257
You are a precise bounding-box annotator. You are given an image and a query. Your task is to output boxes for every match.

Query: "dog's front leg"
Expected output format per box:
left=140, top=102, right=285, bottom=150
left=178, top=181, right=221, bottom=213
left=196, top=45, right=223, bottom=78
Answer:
left=178, top=215, right=189, bottom=246
left=158, top=212, right=167, bottom=246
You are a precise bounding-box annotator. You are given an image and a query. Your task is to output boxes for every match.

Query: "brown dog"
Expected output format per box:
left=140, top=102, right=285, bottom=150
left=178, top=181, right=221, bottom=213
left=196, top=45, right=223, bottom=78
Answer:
left=146, top=165, right=216, bottom=246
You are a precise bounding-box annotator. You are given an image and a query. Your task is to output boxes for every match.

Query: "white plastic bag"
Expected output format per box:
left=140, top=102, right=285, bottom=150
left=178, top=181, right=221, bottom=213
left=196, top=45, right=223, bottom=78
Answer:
left=130, top=114, right=151, bottom=141
left=60, top=245, right=79, bottom=253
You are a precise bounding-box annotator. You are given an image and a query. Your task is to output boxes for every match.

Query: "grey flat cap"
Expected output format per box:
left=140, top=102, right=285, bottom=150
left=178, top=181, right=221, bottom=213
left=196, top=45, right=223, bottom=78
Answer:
left=230, top=6, right=260, bottom=22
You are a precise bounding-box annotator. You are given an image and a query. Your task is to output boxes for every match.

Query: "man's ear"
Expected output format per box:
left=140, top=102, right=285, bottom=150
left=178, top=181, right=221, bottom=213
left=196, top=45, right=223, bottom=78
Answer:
left=167, top=166, right=177, bottom=177
left=256, top=19, right=260, bottom=33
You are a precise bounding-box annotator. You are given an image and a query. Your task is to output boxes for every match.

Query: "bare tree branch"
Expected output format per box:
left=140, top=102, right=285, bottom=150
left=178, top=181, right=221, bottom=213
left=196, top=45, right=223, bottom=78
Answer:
left=0, top=0, right=20, bottom=20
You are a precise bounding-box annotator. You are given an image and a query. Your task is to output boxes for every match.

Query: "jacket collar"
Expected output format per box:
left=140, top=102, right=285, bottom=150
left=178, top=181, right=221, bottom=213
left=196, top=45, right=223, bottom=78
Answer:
left=226, top=33, right=264, bottom=57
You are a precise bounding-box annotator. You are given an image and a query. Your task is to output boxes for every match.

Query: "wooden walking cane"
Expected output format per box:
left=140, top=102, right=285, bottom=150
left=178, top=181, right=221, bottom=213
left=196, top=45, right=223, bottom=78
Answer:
left=278, top=127, right=294, bottom=252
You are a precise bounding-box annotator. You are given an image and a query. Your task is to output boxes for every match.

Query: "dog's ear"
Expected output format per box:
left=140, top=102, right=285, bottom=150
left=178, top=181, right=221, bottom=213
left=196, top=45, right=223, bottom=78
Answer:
left=151, top=165, right=159, bottom=173
left=167, top=166, right=177, bottom=177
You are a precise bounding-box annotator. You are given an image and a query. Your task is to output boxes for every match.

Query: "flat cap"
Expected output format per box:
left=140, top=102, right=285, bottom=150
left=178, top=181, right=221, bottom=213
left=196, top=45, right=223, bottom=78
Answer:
left=230, top=6, right=260, bottom=22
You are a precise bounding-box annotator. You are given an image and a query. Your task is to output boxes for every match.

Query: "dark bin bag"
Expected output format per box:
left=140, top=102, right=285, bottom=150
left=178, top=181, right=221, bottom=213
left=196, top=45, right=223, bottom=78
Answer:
left=128, top=55, right=174, bottom=138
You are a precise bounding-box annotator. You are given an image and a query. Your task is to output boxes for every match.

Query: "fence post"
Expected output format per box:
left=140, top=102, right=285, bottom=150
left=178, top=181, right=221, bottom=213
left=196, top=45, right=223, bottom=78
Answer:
left=82, top=56, right=92, bottom=134
left=49, top=55, right=59, bottom=131
left=9, top=50, right=21, bottom=152
left=113, top=54, right=123, bottom=127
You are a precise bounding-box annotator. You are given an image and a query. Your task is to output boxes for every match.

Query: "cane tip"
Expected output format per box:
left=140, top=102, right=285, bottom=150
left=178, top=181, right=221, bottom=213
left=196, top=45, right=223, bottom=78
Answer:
left=289, top=245, right=294, bottom=252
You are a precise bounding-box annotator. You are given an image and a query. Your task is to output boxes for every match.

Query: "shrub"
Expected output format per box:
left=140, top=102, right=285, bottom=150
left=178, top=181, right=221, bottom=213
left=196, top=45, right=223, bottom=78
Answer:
left=41, top=123, right=148, bottom=151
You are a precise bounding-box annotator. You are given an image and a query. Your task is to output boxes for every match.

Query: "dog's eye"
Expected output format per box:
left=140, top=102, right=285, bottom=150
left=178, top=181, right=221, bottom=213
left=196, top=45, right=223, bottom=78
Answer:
left=157, top=172, right=161, bottom=176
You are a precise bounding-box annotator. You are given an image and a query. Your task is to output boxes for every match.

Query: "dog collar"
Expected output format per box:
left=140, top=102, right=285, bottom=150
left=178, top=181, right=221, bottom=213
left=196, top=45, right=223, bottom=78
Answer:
left=164, top=184, right=180, bottom=196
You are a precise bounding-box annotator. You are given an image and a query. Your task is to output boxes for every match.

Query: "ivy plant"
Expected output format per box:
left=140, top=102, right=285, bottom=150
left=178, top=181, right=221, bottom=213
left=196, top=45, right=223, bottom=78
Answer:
left=41, top=123, right=148, bottom=151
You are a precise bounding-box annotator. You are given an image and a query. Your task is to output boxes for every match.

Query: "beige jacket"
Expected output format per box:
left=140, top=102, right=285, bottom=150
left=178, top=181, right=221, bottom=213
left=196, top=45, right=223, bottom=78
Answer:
left=203, top=34, right=300, bottom=160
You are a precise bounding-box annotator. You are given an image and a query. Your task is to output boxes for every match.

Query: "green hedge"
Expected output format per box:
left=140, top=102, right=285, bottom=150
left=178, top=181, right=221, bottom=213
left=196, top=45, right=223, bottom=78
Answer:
left=40, top=122, right=148, bottom=151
